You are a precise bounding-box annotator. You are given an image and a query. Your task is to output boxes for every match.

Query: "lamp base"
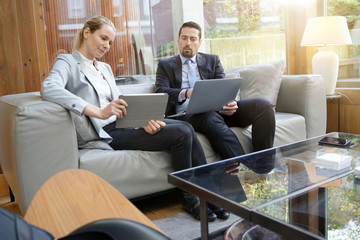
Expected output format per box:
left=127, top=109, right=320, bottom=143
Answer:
left=312, top=46, right=339, bottom=95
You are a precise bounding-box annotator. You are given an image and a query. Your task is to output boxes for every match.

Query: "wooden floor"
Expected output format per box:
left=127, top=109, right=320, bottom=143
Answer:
left=0, top=187, right=184, bottom=221
left=133, top=189, right=184, bottom=220
left=0, top=196, right=22, bottom=216
left=0, top=170, right=184, bottom=229
left=0, top=173, right=23, bottom=216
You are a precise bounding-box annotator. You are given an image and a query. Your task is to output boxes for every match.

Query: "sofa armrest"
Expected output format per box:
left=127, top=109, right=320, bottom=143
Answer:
left=0, top=92, right=78, bottom=213
left=276, top=74, right=326, bottom=138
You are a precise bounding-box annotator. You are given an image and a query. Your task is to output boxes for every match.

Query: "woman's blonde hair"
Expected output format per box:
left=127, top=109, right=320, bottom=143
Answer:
left=73, top=15, right=116, bottom=51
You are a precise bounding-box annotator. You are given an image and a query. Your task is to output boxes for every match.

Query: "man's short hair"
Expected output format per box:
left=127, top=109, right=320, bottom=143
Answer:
left=178, top=21, right=202, bottom=39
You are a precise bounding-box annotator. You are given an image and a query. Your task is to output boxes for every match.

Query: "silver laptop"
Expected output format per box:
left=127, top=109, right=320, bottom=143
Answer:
left=167, top=78, right=242, bottom=118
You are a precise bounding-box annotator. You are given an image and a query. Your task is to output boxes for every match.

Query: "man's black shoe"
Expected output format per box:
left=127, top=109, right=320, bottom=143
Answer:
left=183, top=201, right=217, bottom=222
left=208, top=203, right=230, bottom=220
left=182, top=192, right=217, bottom=222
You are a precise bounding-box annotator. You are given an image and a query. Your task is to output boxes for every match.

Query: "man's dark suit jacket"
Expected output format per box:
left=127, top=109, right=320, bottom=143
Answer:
left=155, top=52, right=225, bottom=116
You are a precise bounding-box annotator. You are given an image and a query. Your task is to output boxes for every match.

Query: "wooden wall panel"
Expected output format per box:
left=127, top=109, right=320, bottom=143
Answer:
left=16, top=0, right=42, bottom=92
left=326, top=89, right=360, bottom=135
left=35, top=1, right=49, bottom=81
left=326, top=99, right=340, bottom=133
left=0, top=0, right=25, bottom=95
left=338, top=89, right=360, bottom=134
left=0, top=0, right=48, bottom=96
left=43, top=0, right=58, bottom=68
left=341, top=104, right=360, bottom=134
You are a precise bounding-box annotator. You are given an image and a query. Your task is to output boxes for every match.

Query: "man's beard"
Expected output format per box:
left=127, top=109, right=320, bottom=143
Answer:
left=181, top=48, right=194, bottom=58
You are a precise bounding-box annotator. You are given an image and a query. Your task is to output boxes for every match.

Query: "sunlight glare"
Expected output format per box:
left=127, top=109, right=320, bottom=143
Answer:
left=277, top=0, right=316, bottom=7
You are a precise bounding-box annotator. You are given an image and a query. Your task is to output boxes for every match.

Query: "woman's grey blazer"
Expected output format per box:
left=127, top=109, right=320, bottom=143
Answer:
left=41, top=50, right=120, bottom=143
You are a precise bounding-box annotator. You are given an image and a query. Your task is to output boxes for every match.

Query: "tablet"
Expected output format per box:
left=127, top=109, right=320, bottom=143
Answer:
left=115, top=93, right=168, bottom=128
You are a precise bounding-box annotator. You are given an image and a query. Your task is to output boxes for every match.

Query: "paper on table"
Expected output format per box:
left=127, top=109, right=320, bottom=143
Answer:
left=315, top=153, right=352, bottom=170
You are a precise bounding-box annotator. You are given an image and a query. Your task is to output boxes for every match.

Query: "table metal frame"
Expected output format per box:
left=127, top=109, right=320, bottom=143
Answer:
left=168, top=132, right=359, bottom=240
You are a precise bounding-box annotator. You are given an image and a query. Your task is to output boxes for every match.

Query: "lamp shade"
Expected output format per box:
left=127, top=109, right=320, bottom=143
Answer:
left=301, top=16, right=352, bottom=46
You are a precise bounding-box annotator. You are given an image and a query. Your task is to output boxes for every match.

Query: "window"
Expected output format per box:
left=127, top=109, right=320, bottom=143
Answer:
left=44, top=0, right=288, bottom=76
left=67, top=0, right=85, bottom=19
left=203, top=0, right=286, bottom=71
left=149, top=0, right=286, bottom=71
left=44, top=0, right=147, bottom=76
left=113, top=0, right=123, bottom=17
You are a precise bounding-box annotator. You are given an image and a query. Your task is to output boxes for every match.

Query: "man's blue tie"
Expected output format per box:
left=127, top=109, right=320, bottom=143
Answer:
left=186, top=59, right=196, bottom=88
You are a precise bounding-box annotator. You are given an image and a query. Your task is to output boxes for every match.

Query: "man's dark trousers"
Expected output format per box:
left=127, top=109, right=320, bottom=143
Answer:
left=178, top=97, right=275, bottom=159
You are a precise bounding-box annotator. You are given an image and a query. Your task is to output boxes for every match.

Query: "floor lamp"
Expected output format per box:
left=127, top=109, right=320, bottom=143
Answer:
left=301, top=16, right=352, bottom=95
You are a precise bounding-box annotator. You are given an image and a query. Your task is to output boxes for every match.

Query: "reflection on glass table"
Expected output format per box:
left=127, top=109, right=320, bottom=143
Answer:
left=255, top=173, right=360, bottom=240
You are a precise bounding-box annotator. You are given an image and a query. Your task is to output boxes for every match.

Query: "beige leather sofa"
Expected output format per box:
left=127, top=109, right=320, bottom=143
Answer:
left=0, top=74, right=326, bottom=213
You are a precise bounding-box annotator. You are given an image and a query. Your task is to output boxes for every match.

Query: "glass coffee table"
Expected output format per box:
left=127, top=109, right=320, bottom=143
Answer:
left=168, top=132, right=360, bottom=240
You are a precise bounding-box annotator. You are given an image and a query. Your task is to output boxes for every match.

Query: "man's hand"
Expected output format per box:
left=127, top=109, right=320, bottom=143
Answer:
left=224, top=161, right=242, bottom=175
left=143, top=120, right=166, bottom=134
left=186, top=88, right=193, bottom=98
left=219, top=100, right=238, bottom=116
left=181, top=88, right=193, bottom=100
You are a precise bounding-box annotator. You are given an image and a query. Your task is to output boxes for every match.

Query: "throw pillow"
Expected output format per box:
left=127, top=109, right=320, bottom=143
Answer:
left=224, top=72, right=241, bottom=100
left=225, top=60, right=285, bottom=106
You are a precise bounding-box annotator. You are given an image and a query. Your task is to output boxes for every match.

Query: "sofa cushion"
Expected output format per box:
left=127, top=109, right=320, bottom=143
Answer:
left=78, top=148, right=173, bottom=199
left=225, top=61, right=285, bottom=106
left=273, top=112, right=306, bottom=147
left=70, top=112, right=113, bottom=150
left=195, top=133, right=220, bottom=163
left=276, top=75, right=326, bottom=138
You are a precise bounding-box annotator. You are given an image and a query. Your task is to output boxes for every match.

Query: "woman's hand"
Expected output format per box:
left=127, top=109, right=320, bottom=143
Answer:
left=83, top=99, right=128, bottom=119
left=219, top=100, right=238, bottom=116
left=102, top=99, right=128, bottom=119
left=143, top=120, right=166, bottom=134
